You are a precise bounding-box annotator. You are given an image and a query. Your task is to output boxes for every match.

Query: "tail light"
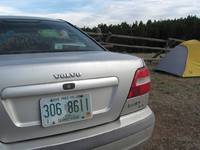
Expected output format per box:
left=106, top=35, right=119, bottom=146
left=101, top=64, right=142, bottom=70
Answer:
left=127, top=67, right=150, bottom=99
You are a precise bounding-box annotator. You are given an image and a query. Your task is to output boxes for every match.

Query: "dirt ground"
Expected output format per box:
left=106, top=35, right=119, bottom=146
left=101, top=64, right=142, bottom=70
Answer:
left=142, top=64, right=200, bottom=150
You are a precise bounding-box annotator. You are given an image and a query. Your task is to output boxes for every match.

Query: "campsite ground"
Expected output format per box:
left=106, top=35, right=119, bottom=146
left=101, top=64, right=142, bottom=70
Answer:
left=141, top=64, right=200, bottom=150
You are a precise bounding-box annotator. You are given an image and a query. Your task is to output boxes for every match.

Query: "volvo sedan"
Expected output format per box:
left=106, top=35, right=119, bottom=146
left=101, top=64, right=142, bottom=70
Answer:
left=0, top=16, right=155, bottom=150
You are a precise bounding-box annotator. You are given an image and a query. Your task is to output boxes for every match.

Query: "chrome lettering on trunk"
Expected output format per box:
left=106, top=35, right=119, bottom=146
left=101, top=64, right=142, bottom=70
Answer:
left=53, top=73, right=82, bottom=79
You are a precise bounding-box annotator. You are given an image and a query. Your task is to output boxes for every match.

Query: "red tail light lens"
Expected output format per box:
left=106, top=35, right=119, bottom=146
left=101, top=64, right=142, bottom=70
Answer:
left=127, top=67, right=150, bottom=99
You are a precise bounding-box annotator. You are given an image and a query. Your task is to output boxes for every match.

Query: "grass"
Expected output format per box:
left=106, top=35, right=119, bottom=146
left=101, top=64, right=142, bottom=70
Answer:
left=142, top=64, right=200, bottom=150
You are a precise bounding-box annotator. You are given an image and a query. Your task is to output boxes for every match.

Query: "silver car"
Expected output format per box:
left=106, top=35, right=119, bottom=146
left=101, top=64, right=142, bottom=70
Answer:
left=0, top=16, right=155, bottom=150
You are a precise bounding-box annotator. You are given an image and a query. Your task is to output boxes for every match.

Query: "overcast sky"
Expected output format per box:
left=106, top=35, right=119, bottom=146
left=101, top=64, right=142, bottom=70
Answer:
left=0, top=0, right=199, bottom=27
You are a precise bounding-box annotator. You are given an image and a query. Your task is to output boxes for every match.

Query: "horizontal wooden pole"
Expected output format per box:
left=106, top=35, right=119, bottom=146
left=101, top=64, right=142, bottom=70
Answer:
left=110, top=34, right=167, bottom=42
left=168, top=38, right=185, bottom=42
left=86, top=32, right=167, bottom=43
left=86, top=32, right=107, bottom=36
left=102, top=42, right=169, bottom=51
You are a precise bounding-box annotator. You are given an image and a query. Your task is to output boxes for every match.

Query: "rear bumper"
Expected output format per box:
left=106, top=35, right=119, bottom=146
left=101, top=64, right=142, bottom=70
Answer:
left=0, top=106, right=155, bottom=150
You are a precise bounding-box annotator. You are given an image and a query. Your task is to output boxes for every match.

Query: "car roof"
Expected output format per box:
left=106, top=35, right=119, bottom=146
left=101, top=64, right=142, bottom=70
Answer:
left=0, top=16, right=63, bottom=22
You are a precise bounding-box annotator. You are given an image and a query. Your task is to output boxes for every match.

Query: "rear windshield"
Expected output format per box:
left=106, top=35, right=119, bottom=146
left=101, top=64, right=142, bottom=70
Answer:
left=0, top=19, right=103, bottom=54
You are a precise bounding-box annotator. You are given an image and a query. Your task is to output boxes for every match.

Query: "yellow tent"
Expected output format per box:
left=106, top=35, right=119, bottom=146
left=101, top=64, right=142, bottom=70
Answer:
left=155, top=40, right=200, bottom=77
left=182, top=40, right=200, bottom=77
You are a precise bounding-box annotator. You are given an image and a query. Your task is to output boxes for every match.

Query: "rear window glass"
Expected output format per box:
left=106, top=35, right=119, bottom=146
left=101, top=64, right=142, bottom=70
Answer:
left=0, top=20, right=103, bottom=54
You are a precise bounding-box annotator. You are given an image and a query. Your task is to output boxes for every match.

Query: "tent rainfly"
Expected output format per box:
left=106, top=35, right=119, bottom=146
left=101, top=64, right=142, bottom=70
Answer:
left=155, top=40, right=200, bottom=77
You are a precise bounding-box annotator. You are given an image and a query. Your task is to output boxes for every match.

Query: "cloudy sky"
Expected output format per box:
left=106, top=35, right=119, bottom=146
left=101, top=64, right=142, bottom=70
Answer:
left=0, top=0, right=199, bottom=27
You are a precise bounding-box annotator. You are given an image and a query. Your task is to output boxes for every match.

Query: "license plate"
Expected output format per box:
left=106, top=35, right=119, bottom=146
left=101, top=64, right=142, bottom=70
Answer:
left=40, top=94, right=92, bottom=127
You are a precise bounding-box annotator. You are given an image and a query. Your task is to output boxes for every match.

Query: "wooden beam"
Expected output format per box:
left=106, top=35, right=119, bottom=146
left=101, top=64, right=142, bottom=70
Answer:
left=86, top=32, right=106, bottom=36
left=168, top=38, right=185, bottom=43
left=110, top=34, right=167, bottom=43
left=102, top=42, right=169, bottom=51
left=86, top=32, right=167, bottom=43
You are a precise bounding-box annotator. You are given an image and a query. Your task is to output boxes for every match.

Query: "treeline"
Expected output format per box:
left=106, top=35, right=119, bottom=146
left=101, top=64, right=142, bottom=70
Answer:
left=82, top=16, right=200, bottom=40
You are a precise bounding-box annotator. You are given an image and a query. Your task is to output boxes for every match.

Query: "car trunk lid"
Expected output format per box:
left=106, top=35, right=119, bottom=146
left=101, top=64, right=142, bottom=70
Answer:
left=0, top=51, right=143, bottom=143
